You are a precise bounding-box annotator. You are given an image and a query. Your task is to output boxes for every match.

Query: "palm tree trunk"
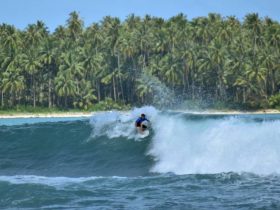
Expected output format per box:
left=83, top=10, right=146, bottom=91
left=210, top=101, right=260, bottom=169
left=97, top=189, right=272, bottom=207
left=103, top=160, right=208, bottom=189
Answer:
left=48, top=78, right=52, bottom=108
left=33, top=84, right=36, bottom=108
left=32, top=74, right=36, bottom=108
left=117, top=53, right=125, bottom=102
left=56, top=96, right=59, bottom=107
left=112, top=75, right=117, bottom=102
left=243, top=88, right=246, bottom=103
left=12, top=92, right=16, bottom=107
left=15, top=92, right=18, bottom=105
left=235, top=91, right=239, bottom=102
left=272, top=69, right=276, bottom=94
left=33, top=91, right=36, bottom=107
left=40, top=84, right=43, bottom=105
left=192, top=84, right=195, bottom=100
left=1, top=91, right=3, bottom=107
left=253, top=35, right=257, bottom=60
left=96, top=81, right=101, bottom=102
left=119, top=77, right=125, bottom=103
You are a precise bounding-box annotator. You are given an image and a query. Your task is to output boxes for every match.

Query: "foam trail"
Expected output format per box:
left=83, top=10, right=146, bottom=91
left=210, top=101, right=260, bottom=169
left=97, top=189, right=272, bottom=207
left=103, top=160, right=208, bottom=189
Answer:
left=0, top=175, right=126, bottom=187
left=89, top=106, right=158, bottom=139
left=148, top=115, right=280, bottom=175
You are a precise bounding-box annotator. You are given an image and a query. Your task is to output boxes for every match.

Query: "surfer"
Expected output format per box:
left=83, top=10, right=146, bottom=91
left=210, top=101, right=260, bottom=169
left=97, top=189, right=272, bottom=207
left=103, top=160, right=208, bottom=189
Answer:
left=135, top=114, right=150, bottom=133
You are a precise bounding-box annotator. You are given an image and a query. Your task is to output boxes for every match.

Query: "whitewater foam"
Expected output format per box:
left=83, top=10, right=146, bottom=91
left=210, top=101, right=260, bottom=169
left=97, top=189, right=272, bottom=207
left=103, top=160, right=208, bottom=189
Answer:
left=89, top=106, right=158, bottom=140
left=0, top=175, right=127, bottom=187
left=148, top=115, right=280, bottom=175
left=89, top=107, right=280, bottom=175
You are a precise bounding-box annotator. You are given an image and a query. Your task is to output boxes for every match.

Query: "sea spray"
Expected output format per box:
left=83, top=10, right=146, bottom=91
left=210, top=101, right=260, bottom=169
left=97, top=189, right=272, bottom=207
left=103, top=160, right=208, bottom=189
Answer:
left=137, top=73, right=175, bottom=108
left=89, top=106, right=159, bottom=139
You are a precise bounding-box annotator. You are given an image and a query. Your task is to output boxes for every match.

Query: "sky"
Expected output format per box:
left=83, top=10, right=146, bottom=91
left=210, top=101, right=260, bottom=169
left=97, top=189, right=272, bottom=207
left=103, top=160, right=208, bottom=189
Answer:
left=0, top=0, right=279, bottom=31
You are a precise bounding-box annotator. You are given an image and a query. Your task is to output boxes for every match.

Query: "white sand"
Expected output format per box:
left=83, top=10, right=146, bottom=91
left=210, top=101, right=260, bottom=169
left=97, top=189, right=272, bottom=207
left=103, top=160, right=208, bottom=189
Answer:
left=177, top=109, right=280, bottom=115
left=0, top=112, right=92, bottom=119
left=0, top=109, right=280, bottom=119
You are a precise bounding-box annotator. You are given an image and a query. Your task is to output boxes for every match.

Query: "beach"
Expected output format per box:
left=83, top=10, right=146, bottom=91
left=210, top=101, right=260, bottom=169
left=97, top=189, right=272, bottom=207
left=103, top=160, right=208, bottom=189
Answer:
left=179, top=109, right=280, bottom=115
left=0, top=109, right=280, bottom=119
left=0, top=112, right=93, bottom=119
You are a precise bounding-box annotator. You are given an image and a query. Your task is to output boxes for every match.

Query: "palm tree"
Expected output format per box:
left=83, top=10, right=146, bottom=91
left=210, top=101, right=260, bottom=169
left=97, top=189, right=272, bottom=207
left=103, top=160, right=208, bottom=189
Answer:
left=56, top=52, right=84, bottom=106
left=155, top=53, right=182, bottom=90
left=66, top=11, right=84, bottom=42
left=244, top=13, right=263, bottom=60
left=198, top=39, right=227, bottom=100
left=54, top=71, right=76, bottom=107
left=243, top=58, right=266, bottom=103
left=181, top=48, right=198, bottom=98
left=24, top=21, right=48, bottom=48
left=1, top=24, right=20, bottom=56
left=0, top=12, right=280, bottom=109
left=24, top=51, right=42, bottom=107
left=2, top=69, right=25, bottom=106
left=39, top=36, right=57, bottom=107
left=259, top=48, right=279, bottom=95
left=59, top=52, right=84, bottom=78
left=136, top=77, right=153, bottom=103
left=73, top=80, right=96, bottom=110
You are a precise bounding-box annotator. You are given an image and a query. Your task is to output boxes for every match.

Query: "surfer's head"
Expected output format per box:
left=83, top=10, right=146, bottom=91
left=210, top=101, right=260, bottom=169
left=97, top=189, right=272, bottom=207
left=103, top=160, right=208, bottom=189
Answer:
left=141, top=113, right=145, bottom=118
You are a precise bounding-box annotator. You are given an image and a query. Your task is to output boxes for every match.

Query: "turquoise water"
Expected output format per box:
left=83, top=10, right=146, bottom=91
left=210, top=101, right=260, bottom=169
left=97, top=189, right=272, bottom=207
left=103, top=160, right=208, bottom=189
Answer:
left=1, top=107, right=280, bottom=209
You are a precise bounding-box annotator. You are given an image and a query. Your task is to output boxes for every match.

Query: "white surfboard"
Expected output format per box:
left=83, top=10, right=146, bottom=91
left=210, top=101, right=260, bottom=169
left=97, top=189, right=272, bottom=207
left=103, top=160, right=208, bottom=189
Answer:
left=139, top=129, right=150, bottom=138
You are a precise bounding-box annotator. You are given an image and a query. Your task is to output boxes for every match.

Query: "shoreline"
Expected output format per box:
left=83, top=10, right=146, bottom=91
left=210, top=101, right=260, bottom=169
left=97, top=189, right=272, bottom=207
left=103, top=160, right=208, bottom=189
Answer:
left=0, top=112, right=93, bottom=119
left=180, top=109, right=280, bottom=115
left=0, top=109, right=280, bottom=119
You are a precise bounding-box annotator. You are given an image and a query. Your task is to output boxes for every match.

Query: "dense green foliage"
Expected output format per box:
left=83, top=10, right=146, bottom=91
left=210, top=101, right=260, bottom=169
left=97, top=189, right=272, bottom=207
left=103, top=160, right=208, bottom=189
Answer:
left=0, top=12, right=280, bottom=110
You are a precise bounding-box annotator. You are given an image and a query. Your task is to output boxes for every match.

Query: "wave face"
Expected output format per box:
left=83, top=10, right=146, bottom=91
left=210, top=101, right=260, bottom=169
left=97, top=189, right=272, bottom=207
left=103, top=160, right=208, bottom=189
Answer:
left=0, top=119, right=152, bottom=177
left=1, top=108, right=280, bottom=209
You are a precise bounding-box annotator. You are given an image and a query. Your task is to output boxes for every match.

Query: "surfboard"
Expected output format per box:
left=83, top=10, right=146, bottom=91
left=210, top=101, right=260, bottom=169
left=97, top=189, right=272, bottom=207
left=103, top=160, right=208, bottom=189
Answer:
left=139, top=129, right=150, bottom=138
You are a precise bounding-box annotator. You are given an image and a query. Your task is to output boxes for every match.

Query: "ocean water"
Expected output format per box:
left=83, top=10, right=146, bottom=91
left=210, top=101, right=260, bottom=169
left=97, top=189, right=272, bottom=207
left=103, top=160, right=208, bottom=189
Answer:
left=1, top=107, right=280, bottom=209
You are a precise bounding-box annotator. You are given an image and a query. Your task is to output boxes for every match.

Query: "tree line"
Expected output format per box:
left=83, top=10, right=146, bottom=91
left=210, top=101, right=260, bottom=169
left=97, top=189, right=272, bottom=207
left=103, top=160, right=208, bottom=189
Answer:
left=0, top=12, right=280, bottom=110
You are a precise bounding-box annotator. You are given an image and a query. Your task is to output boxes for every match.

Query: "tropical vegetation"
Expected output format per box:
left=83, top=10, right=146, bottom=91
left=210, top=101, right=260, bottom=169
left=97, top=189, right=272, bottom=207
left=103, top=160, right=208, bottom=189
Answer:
left=1, top=12, right=280, bottom=110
